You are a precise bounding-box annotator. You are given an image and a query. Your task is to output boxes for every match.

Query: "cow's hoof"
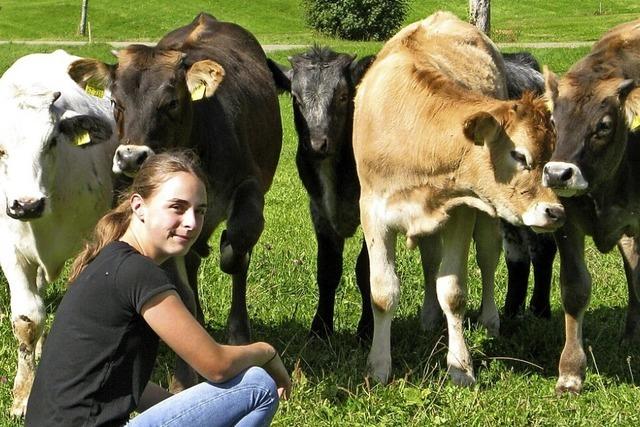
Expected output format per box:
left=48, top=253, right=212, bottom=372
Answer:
left=478, top=312, right=500, bottom=337
left=420, top=308, right=443, bottom=332
left=529, top=304, right=552, bottom=319
left=367, top=358, right=392, bottom=384
left=356, top=319, right=373, bottom=343
left=10, top=396, right=27, bottom=418
left=555, top=375, right=583, bottom=395
left=309, top=317, right=333, bottom=340
left=449, top=365, right=476, bottom=387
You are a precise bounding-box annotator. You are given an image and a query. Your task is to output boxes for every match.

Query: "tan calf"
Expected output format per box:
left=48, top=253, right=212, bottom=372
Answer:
left=354, top=11, right=563, bottom=386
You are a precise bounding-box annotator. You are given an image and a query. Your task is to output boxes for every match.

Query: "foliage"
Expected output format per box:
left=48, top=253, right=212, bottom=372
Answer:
left=301, top=0, right=409, bottom=41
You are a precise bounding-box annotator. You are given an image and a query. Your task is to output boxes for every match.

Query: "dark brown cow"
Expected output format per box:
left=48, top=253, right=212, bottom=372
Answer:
left=543, top=18, right=640, bottom=393
left=68, top=13, right=282, bottom=390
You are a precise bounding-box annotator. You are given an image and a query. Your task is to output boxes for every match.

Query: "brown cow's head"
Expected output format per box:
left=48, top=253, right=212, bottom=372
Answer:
left=542, top=67, right=640, bottom=196
left=68, top=45, right=224, bottom=176
left=463, top=92, right=564, bottom=231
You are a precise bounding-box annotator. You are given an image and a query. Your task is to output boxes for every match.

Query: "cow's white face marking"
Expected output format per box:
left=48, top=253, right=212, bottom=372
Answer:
left=0, top=95, right=60, bottom=218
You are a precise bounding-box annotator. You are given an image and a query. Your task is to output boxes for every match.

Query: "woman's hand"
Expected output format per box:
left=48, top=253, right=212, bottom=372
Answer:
left=262, top=352, right=291, bottom=400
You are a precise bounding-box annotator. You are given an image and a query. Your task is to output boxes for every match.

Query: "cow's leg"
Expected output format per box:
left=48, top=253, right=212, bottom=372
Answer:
left=502, top=222, right=531, bottom=318
left=163, top=256, right=199, bottom=393
left=361, top=198, right=399, bottom=384
left=438, top=207, right=475, bottom=386
left=309, top=207, right=344, bottom=338
left=355, top=239, right=373, bottom=341
left=228, top=253, right=251, bottom=344
left=221, top=178, right=265, bottom=344
left=220, top=178, right=264, bottom=275
left=1, top=255, right=44, bottom=417
left=474, top=213, right=501, bottom=337
left=617, top=235, right=640, bottom=342
left=529, top=233, right=556, bottom=318
left=417, top=234, right=444, bottom=332
left=554, top=221, right=590, bottom=394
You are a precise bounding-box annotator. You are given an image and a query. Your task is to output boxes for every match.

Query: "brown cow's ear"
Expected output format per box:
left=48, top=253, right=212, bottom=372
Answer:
left=186, top=60, right=225, bottom=101
left=68, top=59, right=114, bottom=93
left=543, top=65, right=558, bottom=113
left=463, top=112, right=499, bottom=146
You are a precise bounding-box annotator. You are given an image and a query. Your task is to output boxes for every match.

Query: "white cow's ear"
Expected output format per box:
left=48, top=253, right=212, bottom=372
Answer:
left=543, top=65, right=558, bottom=113
left=463, top=111, right=500, bottom=146
left=186, top=60, right=225, bottom=101
left=68, top=59, right=115, bottom=93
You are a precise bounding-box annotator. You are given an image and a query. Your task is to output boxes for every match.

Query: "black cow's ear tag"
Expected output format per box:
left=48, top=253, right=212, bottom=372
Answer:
left=85, top=84, right=105, bottom=98
left=191, top=83, right=206, bottom=101
left=74, top=131, right=91, bottom=146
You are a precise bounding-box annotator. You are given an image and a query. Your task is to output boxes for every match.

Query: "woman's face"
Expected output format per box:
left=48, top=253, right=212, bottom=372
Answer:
left=134, top=171, right=207, bottom=263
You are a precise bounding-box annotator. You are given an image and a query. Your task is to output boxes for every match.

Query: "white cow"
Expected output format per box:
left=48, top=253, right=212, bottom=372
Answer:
left=0, top=50, right=119, bottom=416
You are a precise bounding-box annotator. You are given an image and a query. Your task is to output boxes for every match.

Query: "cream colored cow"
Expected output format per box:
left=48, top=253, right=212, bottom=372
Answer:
left=353, top=11, right=564, bottom=386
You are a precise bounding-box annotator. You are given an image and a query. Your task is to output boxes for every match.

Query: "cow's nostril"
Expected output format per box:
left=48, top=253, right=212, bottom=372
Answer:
left=545, top=206, right=565, bottom=222
left=135, top=151, right=149, bottom=166
left=559, top=167, right=573, bottom=181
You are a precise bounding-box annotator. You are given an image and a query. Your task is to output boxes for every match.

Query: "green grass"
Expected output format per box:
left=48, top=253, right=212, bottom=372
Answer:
left=0, top=1, right=639, bottom=44
left=1, top=2, right=640, bottom=426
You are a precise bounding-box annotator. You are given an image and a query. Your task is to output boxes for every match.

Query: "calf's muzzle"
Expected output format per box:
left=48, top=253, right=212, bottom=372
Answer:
left=7, top=197, right=46, bottom=220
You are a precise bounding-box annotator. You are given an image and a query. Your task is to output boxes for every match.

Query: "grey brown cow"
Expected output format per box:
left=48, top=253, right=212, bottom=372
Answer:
left=354, top=12, right=564, bottom=386
left=68, top=13, right=282, bottom=390
left=542, top=18, right=640, bottom=394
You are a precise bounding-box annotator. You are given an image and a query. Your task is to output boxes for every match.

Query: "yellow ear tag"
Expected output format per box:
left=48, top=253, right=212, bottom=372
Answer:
left=85, top=84, right=105, bottom=98
left=74, top=132, right=91, bottom=146
left=631, top=115, right=640, bottom=131
left=191, top=83, right=206, bottom=101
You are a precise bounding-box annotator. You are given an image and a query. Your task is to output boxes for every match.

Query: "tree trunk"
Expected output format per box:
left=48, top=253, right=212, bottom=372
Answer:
left=469, top=0, right=490, bottom=34
left=78, top=0, right=88, bottom=36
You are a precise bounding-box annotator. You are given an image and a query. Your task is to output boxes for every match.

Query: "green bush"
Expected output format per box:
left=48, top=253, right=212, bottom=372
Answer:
left=302, top=0, right=409, bottom=41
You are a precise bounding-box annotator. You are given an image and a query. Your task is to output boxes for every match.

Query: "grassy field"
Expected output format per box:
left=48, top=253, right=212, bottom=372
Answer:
left=0, top=1, right=639, bottom=426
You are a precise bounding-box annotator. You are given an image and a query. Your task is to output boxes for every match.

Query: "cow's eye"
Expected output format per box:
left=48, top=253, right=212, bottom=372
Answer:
left=166, top=99, right=179, bottom=111
left=0, top=147, right=6, bottom=158
left=510, top=149, right=530, bottom=170
left=337, top=92, right=349, bottom=104
left=595, top=116, right=613, bottom=137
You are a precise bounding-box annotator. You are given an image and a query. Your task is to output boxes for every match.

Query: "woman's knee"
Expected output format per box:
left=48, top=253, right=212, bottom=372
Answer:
left=244, top=366, right=278, bottom=398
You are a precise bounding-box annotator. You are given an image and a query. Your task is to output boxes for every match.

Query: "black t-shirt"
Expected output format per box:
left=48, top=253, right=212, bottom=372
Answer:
left=25, top=241, right=177, bottom=427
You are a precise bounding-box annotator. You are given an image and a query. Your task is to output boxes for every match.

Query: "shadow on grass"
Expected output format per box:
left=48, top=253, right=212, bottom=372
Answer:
left=235, top=306, right=639, bottom=393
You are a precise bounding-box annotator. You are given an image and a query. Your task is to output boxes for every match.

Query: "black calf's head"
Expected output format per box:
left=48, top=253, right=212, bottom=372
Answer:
left=281, top=46, right=374, bottom=158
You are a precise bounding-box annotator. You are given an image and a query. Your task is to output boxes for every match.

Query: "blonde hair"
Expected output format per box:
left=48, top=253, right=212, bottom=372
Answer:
left=68, top=150, right=207, bottom=283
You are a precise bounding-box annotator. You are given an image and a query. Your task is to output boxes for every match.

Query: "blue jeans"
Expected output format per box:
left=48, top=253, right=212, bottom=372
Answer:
left=127, top=367, right=279, bottom=427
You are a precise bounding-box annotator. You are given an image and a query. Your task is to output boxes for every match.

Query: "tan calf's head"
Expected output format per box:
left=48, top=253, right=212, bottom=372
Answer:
left=463, top=92, right=564, bottom=231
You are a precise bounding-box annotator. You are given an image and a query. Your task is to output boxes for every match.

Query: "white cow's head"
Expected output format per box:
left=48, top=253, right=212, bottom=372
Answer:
left=0, top=88, right=112, bottom=220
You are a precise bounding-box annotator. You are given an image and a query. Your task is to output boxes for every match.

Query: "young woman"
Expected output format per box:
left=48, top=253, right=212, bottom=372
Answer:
left=25, top=151, right=291, bottom=426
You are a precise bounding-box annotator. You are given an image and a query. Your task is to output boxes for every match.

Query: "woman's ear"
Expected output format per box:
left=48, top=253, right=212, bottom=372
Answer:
left=130, top=194, right=146, bottom=223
